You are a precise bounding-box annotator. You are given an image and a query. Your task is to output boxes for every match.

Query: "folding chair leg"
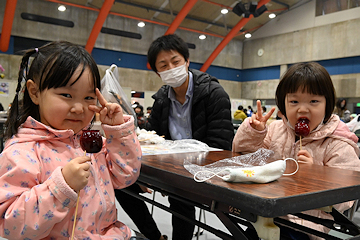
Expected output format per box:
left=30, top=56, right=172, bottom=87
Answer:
left=150, top=191, right=156, bottom=215
left=194, top=209, right=206, bottom=239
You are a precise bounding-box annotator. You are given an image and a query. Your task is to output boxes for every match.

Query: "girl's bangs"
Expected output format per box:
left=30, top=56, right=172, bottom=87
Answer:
left=287, top=73, right=326, bottom=97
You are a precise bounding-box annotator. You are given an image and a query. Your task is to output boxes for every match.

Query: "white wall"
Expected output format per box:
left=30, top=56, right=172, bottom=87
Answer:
left=251, top=1, right=360, bottom=40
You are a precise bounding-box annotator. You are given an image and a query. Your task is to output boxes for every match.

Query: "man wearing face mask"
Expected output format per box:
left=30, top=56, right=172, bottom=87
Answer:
left=116, top=34, right=234, bottom=240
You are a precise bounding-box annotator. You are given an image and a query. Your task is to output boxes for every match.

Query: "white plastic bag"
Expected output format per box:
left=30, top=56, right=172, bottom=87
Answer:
left=101, top=64, right=137, bottom=125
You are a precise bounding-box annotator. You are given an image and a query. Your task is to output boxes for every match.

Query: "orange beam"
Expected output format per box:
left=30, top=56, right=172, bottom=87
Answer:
left=200, top=0, right=271, bottom=72
left=201, top=0, right=232, bottom=10
left=85, top=0, right=115, bottom=53
left=0, top=0, right=18, bottom=52
left=46, top=0, right=96, bottom=11
left=44, top=0, right=223, bottom=38
left=165, top=0, right=198, bottom=35
left=109, top=11, right=223, bottom=39
left=235, top=24, right=263, bottom=37
left=146, top=0, right=198, bottom=69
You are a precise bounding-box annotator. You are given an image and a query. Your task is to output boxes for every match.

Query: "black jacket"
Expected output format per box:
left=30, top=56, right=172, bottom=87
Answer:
left=146, top=69, right=234, bottom=150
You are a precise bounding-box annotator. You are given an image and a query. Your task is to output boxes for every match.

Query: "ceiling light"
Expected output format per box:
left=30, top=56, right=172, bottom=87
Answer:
left=269, top=13, right=276, bottom=19
left=199, top=34, right=206, bottom=40
left=137, top=21, right=145, bottom=27
left=245, top=33, right=252, bottom=38
left=221, top=8, right=229, bottom=14
left=58, top=5, right=66, bottom=12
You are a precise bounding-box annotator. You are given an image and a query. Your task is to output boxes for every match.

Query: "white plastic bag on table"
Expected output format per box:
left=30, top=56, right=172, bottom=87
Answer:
left=161, top=139, right=210, bottom=152
left=184, top=148, right=298, bottom=183
left=101, top=64, right=137, bottom=126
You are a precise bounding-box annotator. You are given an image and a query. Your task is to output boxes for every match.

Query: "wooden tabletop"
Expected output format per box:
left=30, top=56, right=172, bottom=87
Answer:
left=140, top=150, right=360, bottom=218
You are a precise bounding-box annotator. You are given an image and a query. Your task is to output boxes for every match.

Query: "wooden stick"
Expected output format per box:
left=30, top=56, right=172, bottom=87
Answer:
left=71, top=194, right=80, bottom=240
left=71, top=151, right=86, bottom=240
left=300, top=136, right=302, bottom=151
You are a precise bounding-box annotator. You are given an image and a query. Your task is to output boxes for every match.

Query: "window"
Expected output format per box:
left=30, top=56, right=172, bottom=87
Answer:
left=316, top=0, right=360, bottom=16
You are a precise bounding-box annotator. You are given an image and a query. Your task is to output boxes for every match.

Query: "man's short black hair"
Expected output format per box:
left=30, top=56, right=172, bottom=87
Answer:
left=147, top=34, right=189, bottom=72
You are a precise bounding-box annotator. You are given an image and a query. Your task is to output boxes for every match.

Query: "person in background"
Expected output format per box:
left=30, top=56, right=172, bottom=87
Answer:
left=234, top=105, right=247, bottom=121
left=116, top=34, right=234, bottom=240
left=261, top=106, right=267, bottom=115
left=247, top=105, right=254, bottom=117
left=134, top=104, right=146, bottom=129
left=145, top=106, right=152, bottom=118
left=0, top=102, right=4, bottom=111
left=243, top=108, right=248, bottom=117
left=233, top=62, right=360, bottom=240
left=334, top=98, right=351, bottom=123
left=0, top=41, right=141, bottom=240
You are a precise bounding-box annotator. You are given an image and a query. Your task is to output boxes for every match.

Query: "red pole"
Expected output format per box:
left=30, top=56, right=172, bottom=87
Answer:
left=0, top=0, right=18, bottom=52
left=85, top=0, right=115, bottom=53
left=200, top=0, right=271, bottom=72
left=164, top=0, right=198, bottom=35
left=147, top=0, right=198, bottom=69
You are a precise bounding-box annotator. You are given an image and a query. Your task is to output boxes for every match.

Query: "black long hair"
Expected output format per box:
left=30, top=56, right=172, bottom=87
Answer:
left=275, top=62, right=335, bottom=123
left=5, top=41, right=100, bottom=140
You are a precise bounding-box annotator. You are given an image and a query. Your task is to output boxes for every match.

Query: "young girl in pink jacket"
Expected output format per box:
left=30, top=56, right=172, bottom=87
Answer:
left=233, top=62, right=360, bottom=240
left=0, top=41, right=142, bottom=239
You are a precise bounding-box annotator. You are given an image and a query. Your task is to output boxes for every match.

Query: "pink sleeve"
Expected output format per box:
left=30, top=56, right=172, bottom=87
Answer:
left=232, top=118, right=268, bottom=153
left=101, top=115, right=142, bottom=189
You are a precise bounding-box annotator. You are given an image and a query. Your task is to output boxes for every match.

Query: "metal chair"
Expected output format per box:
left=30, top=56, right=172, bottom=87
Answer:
left=232, top=119, right=243, bottom=133
left=150, top=191, right=207, bottom=240
left=347, top=199, right=359, bottom=221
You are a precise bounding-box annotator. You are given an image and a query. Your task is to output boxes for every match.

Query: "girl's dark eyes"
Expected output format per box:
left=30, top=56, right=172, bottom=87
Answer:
left=60, top=94, right=95, bottom=100
left=60, top=93, right=71, bottom=98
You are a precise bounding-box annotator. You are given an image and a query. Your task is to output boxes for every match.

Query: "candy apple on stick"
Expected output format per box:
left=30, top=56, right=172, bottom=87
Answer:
left=71, top=130, right=103, bottom=240
left=295, top=118, right=310, bottom=150
left=80, top=130, right=103, bottom=153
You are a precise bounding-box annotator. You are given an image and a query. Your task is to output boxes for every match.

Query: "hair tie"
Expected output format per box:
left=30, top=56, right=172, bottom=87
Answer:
left=35, top=48, right=38, bottom=53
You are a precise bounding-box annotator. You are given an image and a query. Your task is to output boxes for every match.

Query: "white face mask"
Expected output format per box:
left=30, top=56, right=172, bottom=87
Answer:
left=158, top=63, right=188, bottom=88
left=194, top=158, right=298, bottom=183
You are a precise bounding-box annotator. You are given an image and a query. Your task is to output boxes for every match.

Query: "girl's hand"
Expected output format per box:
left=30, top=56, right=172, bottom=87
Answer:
left=62, top=156, right=91, bottom=192
left=249, top=100, right=275, bottom=131
left=89, top=89, right=124, bottom=126
left=297, top=150, right=314, bottom=164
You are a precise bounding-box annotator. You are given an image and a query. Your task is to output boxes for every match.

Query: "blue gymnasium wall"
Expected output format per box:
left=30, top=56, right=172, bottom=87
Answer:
left=92, top=47, right=279, bottom=82
left=90, top=47, right=360, bottom=81
left=2, top=36, right=360, bottom=81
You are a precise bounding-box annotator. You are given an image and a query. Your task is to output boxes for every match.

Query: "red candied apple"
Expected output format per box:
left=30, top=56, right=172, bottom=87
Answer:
left=295, top=118, right=310, bottom=137
left=80, top=130, right=103, bottom=153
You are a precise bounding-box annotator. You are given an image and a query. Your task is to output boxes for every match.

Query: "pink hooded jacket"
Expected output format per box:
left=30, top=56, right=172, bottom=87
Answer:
left=0, top=116, right=141, bottom=240
left=233, top=114, right=360, bottom=240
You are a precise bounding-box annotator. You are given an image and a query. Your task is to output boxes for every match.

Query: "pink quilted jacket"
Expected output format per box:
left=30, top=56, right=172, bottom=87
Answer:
left=0, top=116, right=141, bottom=240
left=233, top=114, right=360, bottom=240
